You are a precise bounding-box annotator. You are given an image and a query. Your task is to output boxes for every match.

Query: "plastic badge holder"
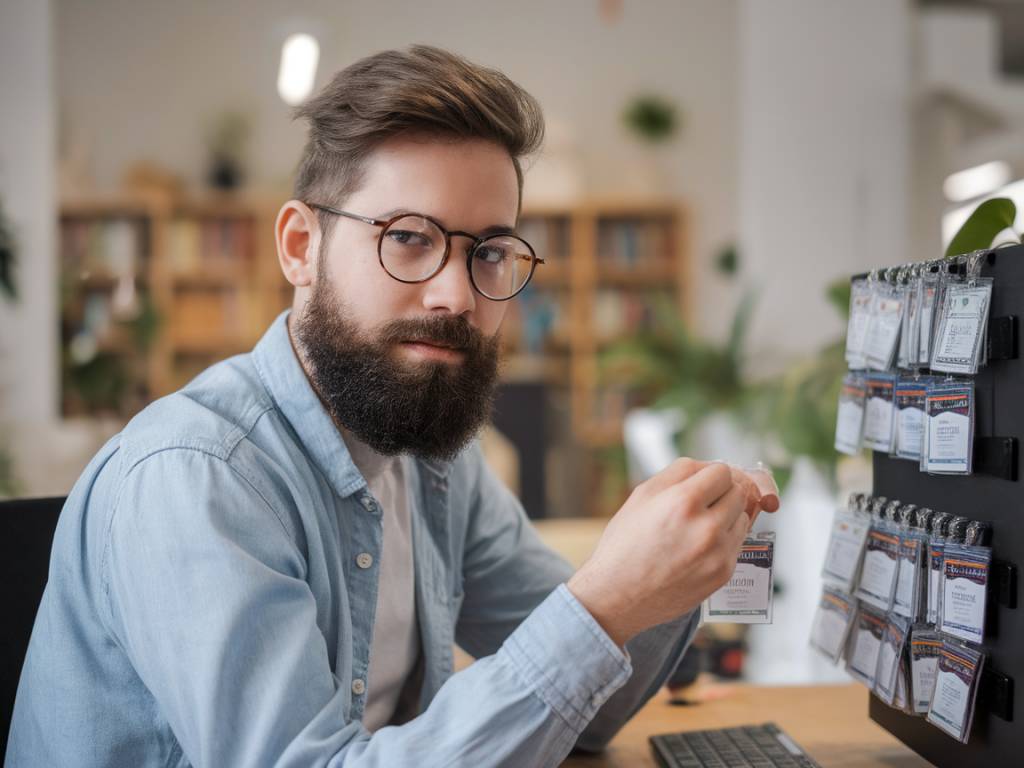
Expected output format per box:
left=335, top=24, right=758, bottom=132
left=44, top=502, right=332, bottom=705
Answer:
left=893, top=376, right=930, bottom=462
left=910, top=626, right=942, bottom=715
left=864, top=279, right=906, bottom=371
left=926, top=638, right=985, bottom=744
left=874, top=615, right=910, bottom=707
left=809, top=587, right=857, bottom=664
left=926, top=512, right=953, bottom=626
left=846, top=277, right=874, bottom=370
left=904, top=268, right=924, bottom=367
left=939, top=542, right=993, bottom=645
left=855, top=518, right=901, bottom=612
left=702, top=531, right=775, bottom=624
left=846, top=605, right=888, bottom=689
left=930, top=274, right=993, bottom=376
left=917, top=269, right=941, bottom=366
left=863, top=373, right=897, bottom=453
left=922, top=379, right=975, bottom=476
left=893, top=506, right=927, bottom=621
left=821, top=505, right=871, bottom=592
left=834, top=373, right=867, bottom=456
left=897, top=270, right=915, bottom=370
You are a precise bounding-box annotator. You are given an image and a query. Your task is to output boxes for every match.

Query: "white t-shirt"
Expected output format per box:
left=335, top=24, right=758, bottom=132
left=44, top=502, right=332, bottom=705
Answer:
left=341, top=430, right=420, bottom=732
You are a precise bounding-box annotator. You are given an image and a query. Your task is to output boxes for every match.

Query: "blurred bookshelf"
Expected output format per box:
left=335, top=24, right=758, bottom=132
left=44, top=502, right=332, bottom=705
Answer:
left=58, top=193, right=284, bottom=416
left=507, top=201, right=689, bottom=515
left=58, top=194, right=688, bottom=515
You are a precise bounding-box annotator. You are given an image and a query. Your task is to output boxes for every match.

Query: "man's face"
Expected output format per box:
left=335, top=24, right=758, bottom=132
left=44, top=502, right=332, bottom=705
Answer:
left=290, top=136, right=520, bottom=460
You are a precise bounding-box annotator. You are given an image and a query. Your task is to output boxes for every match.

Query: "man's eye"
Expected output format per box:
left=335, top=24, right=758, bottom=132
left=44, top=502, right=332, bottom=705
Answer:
left=386, top=230, right=432, bottom=247
left=475, top=246, right=507, bottom=264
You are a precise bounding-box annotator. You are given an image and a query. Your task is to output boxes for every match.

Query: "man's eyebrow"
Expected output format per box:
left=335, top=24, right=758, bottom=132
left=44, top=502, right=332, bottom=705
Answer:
left=376, top=209, right=517, bottom=237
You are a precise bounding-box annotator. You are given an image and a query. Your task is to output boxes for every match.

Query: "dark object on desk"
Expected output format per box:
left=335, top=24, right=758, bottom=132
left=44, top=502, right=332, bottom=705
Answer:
left=650, top=722, right=820, bottom=768
left=0, top=496, right=65, bottom=759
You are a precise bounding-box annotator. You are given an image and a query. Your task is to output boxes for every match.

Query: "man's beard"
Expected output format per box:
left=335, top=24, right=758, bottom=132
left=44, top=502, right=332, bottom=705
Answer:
left=291, top=278, right=501, bottom=462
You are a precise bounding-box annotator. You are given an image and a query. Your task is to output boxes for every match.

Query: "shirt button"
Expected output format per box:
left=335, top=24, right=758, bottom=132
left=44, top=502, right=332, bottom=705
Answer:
left=356, top=552, right=374, bottom=569
left=360, top=496, right=374, bottom=511
left=352, top=678, right=366, bottom=695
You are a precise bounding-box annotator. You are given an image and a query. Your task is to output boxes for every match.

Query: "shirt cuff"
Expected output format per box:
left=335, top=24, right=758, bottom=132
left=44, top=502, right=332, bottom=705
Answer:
left=503, top=583, right=633, bottom=732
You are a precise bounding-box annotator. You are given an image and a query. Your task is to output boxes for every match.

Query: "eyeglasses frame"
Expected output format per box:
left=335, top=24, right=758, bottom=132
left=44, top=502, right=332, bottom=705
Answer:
left=307, top=203, right=544, bottom=301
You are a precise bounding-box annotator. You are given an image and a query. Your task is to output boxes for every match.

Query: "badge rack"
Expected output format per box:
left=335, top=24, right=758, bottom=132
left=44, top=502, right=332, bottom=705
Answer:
left=866, top=245, right=1021, bottom=767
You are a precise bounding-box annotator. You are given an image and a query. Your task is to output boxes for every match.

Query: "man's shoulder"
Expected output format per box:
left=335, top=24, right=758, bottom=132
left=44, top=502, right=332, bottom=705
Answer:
left=118, top=353, right=275, bottom=470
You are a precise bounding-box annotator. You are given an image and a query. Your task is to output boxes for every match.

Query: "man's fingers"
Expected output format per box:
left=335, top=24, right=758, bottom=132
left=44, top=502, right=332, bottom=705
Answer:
left=728, top=468, right=761, bottom=519
left=706, top=478, right=748, bottom=533
left=643, top=457, right=712, bottom=496
left=678, top=462, right=734, bottom=508
left=745, top=468, right=780, bottom=513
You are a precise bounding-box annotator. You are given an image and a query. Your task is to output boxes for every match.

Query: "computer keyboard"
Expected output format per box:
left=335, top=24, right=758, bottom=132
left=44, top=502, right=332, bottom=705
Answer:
left=649, top=722, right=821, bottom=768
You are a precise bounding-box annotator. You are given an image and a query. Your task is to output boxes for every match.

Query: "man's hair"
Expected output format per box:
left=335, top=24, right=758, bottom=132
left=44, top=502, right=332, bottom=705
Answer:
left=293, top=45, right=544, bottom=226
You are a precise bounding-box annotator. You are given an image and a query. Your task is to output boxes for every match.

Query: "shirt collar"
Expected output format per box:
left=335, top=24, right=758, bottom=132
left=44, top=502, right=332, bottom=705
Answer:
left=251, top=311, right=368, bottom=498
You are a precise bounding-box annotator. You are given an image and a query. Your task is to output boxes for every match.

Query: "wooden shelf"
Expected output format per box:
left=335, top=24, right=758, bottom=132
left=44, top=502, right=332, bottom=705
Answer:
left=596, top=263, right=677, bottom=285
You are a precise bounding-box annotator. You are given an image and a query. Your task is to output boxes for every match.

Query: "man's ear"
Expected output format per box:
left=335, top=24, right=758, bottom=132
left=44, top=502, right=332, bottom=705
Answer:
left=276, top=200, right=319, bottom=287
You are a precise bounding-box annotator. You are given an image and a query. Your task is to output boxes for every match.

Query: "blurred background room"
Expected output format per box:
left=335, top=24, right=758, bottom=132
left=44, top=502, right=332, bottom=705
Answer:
left=3, top=0, right=1024, bottom=688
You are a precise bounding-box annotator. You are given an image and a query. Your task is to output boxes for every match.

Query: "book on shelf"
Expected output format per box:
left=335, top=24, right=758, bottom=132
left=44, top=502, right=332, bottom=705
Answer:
left=592, top=288, right=671, bottom=340
left=62, top=217, right=144, bottom=281
left=169, top=217, right=254, bottom=276
left=518, top=216, right=571, bottom=261
left=596, top=218, right=672, bottom=267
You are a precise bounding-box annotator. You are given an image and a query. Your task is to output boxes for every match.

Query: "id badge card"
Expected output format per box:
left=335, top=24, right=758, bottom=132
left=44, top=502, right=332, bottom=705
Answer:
left=939, top=543, right=992, bottom=644
left=846, top=278, right=873, bottom=369
left=893, top=532, right=926, bottom=620
left=874, top=616, right=910, bottom=706
left=835, top=374, right=866, bottom=456
left=930, top=279, right=993, bottom=375
left=821, top=510, right=870, bottom=591
left=863, top=374, right=896, bottom=453
left=923, top=381, right=974, bottom=475
left=926, top=640, right=985, bottom=744
left=846, top=607, right=887, bottom=688
left=864, top=283, right=905, bottom=371
left=702, top=532, right=775, bottom=624
left=918, top=275, right=939, bottom=365
left=894, top=378, right=928, bottom=461
left=809, top=587, right=856, bottom=663
left=897, top=287, right=913, bottom=369
left=927, top=540, right=944, bottom=625
left=855, top=525, right=901, bottom=611
left=893, top=657, right=910, bottom=713
left=910, top=627, right=942, bottom=714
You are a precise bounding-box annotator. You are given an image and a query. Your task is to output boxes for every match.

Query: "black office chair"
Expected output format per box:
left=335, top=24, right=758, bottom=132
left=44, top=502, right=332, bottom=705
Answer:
left=0, top=496, right=65, bottom=759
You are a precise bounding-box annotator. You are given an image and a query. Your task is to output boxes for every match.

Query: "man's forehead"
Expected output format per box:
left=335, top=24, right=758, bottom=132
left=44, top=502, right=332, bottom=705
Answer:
left=352, top=135, right=519, bottom=225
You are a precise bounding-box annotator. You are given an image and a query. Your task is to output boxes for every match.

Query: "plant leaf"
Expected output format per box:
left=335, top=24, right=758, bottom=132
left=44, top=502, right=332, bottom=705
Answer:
left=945, top=197, right=1017, bottom=258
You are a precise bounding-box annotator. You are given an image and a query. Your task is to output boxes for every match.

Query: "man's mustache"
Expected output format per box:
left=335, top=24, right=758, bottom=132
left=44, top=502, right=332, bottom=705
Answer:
left=376, top=316, right=486, bottom=353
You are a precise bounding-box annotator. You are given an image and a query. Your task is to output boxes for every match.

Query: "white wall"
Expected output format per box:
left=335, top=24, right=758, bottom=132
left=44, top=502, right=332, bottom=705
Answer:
left=0, top=0, right=57, bottom=423
left=737, top=0, right=913, bottom=366
left=55, top=0, right=741, bottom=336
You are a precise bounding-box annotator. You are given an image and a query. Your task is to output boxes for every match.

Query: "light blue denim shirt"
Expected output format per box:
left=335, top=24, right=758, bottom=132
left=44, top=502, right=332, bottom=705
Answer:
left=8, top=311, right=698, bottom=768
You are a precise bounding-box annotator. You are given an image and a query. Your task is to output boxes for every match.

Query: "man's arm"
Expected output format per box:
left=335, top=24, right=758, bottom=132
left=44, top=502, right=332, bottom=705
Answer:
left=453, top=445, right=703, bottom=752
left=103, top=448, right=630, bottom=767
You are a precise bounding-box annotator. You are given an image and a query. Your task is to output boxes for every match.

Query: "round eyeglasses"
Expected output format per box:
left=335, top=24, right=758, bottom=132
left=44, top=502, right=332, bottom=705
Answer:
left=308, top=204, right=543, bottom=301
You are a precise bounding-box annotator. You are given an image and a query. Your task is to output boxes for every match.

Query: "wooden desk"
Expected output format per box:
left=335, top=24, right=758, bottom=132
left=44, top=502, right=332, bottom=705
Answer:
left=561, top=683, right=934, bottom=767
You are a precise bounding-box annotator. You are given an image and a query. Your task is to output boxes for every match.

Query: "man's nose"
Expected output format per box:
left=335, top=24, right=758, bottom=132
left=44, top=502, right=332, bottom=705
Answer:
left=420, top=237, right=477, bottom=316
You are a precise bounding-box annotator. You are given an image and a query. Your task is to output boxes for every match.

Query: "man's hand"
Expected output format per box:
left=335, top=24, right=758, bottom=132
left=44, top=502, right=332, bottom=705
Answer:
left=566, top=459, right=780, bottom=648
